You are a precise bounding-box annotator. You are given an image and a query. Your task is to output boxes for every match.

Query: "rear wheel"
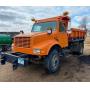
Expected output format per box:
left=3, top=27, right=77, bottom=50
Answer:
left=44, top=49, right=61, bottom=73
left=79, top=42, right=84, bottom=54
left=71, top=42, right=84, bottom=55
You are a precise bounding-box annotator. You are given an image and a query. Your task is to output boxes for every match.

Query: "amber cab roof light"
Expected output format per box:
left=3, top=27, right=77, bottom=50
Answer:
left=63, top=11, right=69, bottom=16
left=31, top=18, right=37, bottom=22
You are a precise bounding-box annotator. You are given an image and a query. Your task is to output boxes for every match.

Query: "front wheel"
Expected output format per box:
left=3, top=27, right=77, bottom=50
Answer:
left=44, top=49, right=61, bottom=73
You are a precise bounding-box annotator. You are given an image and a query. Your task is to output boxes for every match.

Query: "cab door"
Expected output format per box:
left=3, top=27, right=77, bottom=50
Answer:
left=57, top=21, right=68, bottom=48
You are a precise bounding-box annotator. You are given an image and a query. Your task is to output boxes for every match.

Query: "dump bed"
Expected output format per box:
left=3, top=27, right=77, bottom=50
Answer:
left=68, top=28, right=86, bottom=42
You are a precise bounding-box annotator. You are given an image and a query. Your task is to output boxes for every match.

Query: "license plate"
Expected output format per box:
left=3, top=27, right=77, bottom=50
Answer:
left=18, top=58, right=24, bottom=65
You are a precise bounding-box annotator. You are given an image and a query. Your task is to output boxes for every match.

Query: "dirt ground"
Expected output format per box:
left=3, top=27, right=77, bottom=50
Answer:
left=0, top=36, right=90, bottom=82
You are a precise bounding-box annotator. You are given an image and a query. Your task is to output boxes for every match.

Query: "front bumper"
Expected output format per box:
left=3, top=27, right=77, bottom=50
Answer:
left=1, top=52, right=30, bottom=70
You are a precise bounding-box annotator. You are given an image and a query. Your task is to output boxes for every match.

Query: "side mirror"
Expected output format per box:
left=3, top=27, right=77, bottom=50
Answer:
left=47, top=27, right=52, bottom=35
left=67, top=21, right=72, bottom=34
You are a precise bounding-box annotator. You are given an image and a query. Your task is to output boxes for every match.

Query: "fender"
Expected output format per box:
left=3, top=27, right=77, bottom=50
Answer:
left=33, top=39, right=60, bottom=55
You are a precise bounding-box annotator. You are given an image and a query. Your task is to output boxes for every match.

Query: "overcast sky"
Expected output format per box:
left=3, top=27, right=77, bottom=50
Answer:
left=0, top=6, right=90, bottom=32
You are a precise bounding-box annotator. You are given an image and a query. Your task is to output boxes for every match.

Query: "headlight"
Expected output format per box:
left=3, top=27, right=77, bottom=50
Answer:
left=33, top=48, right=41, bottom=54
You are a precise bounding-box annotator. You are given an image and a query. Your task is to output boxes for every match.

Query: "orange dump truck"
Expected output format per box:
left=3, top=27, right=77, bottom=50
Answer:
left=1, top=12, right=86, bottom=73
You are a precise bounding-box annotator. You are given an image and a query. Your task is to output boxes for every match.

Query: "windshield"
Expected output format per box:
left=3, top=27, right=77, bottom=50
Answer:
left=31, top=21, right=57, bottom=32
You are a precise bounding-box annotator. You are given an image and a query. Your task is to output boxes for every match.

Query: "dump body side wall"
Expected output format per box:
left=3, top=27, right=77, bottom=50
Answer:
left=68, top=28, right=86, bottom=42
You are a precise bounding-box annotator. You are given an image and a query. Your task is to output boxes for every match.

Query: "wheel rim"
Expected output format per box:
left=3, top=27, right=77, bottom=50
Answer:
left=80, top=47, right=83, bottom=54
left=51, top=54, right=59, bottom=71
left=80, top=43, right=84, bottom=54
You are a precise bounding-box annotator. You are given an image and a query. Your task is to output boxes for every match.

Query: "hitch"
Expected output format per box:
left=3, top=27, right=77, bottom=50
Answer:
left=0, top=52, right=30, bottom=70
left=1, top=59, right=19, bottom=70
left=12, top=60, right=18, bottom=70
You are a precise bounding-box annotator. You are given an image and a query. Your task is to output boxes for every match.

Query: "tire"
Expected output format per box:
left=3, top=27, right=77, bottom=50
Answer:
left=71, top=42, right=84, bottom=55
left=44, top=49, right=61, bottom=74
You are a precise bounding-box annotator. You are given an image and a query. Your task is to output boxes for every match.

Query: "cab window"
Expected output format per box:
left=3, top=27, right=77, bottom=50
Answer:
left=59, top=22, right=65, bottom=32
left=32, top=21, right=56, bottom=32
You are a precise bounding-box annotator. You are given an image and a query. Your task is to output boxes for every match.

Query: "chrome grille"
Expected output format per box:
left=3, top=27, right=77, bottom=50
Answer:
left=15, top=37, right=30, bottom=48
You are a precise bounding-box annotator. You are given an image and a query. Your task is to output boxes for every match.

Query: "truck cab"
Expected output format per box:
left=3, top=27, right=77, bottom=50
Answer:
left=13, top=14, right=70, bottom=56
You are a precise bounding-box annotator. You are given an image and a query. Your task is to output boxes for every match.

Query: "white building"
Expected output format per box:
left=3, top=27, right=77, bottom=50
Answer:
left=87, top=30, right=90, bottom=36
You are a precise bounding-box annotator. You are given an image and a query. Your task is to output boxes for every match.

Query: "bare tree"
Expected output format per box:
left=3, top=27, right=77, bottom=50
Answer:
left=79, top=16, right=88, bottom=30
